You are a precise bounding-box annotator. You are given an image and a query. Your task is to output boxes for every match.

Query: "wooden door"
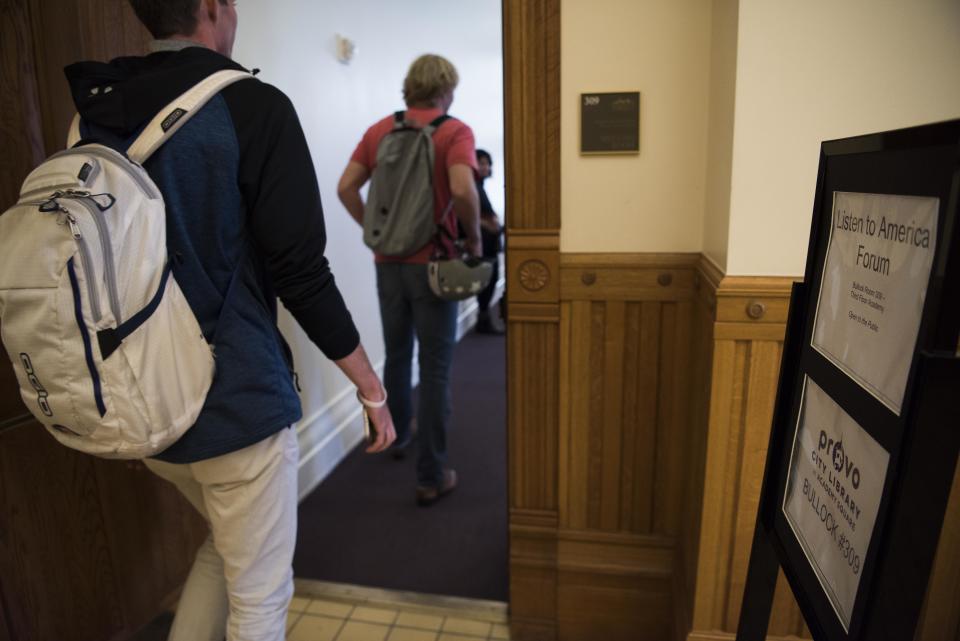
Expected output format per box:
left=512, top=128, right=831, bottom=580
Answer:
left=0, top=2, right=206, bottom=640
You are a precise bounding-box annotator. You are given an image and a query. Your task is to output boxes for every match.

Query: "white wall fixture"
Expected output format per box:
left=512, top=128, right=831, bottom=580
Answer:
left=335, top=34, right=356, bottom=64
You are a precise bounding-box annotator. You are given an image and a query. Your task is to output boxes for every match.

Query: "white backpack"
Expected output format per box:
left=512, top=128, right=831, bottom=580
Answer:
left=0, top=69, right=249, bottom=459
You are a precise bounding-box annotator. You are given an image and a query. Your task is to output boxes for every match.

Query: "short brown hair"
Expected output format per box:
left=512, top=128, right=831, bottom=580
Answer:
left=402, top=55, right=459, bottom=106
left=128, top=0, right=226, bottom=39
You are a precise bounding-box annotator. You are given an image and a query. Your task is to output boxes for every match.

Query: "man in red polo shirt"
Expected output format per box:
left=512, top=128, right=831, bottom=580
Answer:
left=338, top=54, right=481, bottom=506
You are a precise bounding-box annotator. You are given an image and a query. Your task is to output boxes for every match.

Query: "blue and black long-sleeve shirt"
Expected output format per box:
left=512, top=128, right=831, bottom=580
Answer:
left=65, top=45, right=359, bottom=463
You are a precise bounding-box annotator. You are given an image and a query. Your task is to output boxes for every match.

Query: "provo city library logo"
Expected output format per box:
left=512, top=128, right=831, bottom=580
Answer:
left=19, top=353, right=53, bottom=416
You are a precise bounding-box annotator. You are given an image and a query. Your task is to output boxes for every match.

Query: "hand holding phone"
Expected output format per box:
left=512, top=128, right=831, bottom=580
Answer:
left=357, top=389, right=393, bottom=452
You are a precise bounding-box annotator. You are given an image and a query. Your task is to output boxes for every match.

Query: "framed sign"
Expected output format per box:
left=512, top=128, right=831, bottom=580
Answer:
left=811, top=192, right=939, bottom=414
left=737, top=120, right=960, bottom=641
left=782, top=376, right=890, bottom=629
left=580, top=91, right=640, bottom=154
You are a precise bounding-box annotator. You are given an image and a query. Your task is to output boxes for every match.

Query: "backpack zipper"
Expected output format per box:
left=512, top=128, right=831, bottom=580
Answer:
left=19, top=177, right=85, bottom=202
left=66, top=257, right=107, bottom=417
left=48, top=146, right=161, bottom=200
left=18, top=157, right=100, bottom=202
left=38, top=191, right=121, bottom=325
left=64, top=193, right=122, bottom=325
left=60, top=206, right=103, bottom=323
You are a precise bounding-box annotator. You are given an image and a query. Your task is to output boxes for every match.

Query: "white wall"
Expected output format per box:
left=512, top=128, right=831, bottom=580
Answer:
left=232, top=1, right=503, bottom=494
left=560, top=0, right=960, bottom=276
left=701, top=0, right=738, bottom=272
left=560, top=0, right=712, bottom=253
left=727, top=0, right=960, bottom=276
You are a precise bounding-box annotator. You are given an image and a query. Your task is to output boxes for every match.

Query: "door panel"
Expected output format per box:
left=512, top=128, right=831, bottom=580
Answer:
left=0, top=3, right=206, bottom=640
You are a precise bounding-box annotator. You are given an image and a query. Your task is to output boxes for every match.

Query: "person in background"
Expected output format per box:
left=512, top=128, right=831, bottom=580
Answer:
left=68, top=1, right=397, bottom=639
left=338, top=54, right=482, bottom=507
left=474, top=148, right=505, bottom=334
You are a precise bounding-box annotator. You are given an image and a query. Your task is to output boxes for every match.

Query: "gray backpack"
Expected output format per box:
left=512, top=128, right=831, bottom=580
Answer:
left=363, top=112, right=450, bottom=256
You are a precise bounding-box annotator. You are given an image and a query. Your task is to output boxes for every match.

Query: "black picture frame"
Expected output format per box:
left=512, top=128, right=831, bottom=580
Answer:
left=737, top=119, right=960, bottom=641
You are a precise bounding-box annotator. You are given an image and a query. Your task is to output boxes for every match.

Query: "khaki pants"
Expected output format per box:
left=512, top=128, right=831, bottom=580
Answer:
left=145, top=427, right=299, bottom=641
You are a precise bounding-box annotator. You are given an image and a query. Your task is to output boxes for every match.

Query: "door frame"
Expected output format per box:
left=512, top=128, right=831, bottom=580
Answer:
left=503, top=2, right=563, bottom=639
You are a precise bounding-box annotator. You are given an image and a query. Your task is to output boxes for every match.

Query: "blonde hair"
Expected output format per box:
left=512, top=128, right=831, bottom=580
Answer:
left=403, top=54, right=459, bottom=106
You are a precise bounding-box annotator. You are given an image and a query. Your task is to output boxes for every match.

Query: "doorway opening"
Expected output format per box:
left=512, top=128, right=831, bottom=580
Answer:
left=231, top=0, right=510, bottom=608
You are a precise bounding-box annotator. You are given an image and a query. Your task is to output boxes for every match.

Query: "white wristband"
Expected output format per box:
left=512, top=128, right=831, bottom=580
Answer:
left=357, top=389, right=387, bottom=408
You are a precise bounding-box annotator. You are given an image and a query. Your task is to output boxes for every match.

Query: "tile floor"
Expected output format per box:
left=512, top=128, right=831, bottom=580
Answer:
left=286, top=579, right=511, bottom=641
left=132, top=578, right=510, bottom=641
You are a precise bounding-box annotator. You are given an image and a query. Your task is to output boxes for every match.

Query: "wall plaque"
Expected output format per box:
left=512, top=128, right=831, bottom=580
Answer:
left=580, top=92, right=640, bottom=154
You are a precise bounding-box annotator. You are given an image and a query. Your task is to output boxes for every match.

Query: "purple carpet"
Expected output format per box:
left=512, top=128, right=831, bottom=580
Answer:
left=293, top=329, right=508, bottom=602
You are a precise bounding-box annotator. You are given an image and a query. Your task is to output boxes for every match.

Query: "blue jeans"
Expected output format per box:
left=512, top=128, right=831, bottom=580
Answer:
left=376, top=263, right=458, bottom=487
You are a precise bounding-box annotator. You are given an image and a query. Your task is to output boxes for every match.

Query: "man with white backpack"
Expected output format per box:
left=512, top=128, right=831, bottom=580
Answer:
left=0, top=1, right=396, bottom=640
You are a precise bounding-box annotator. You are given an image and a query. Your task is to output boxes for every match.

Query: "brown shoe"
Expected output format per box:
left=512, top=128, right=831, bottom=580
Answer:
left=416, top=469, right=457, bottom=506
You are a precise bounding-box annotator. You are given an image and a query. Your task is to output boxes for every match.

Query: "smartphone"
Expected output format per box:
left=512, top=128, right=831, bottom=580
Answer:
left=362, top=408, right=378, bottom=443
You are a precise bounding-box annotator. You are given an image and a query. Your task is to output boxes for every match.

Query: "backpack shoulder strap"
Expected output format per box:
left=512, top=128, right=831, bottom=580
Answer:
left=125, top=69, right=253, bottom=165
left=428, top=115, right=451, bottom=128
left=66, top=113, right=82, bottom=149
left=423, top=114, right=452, bottom=136
left=390, top=110, right=414, bottom=132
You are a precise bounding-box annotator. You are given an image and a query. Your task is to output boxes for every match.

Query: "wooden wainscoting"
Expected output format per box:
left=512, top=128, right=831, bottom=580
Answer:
left=682, top=268, right=810, bottom=641
left=555, top=253, right=701, bottom=641
left=673, top=257, right=723, bottom=640
left=508, top=248, right=959, bottom=641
